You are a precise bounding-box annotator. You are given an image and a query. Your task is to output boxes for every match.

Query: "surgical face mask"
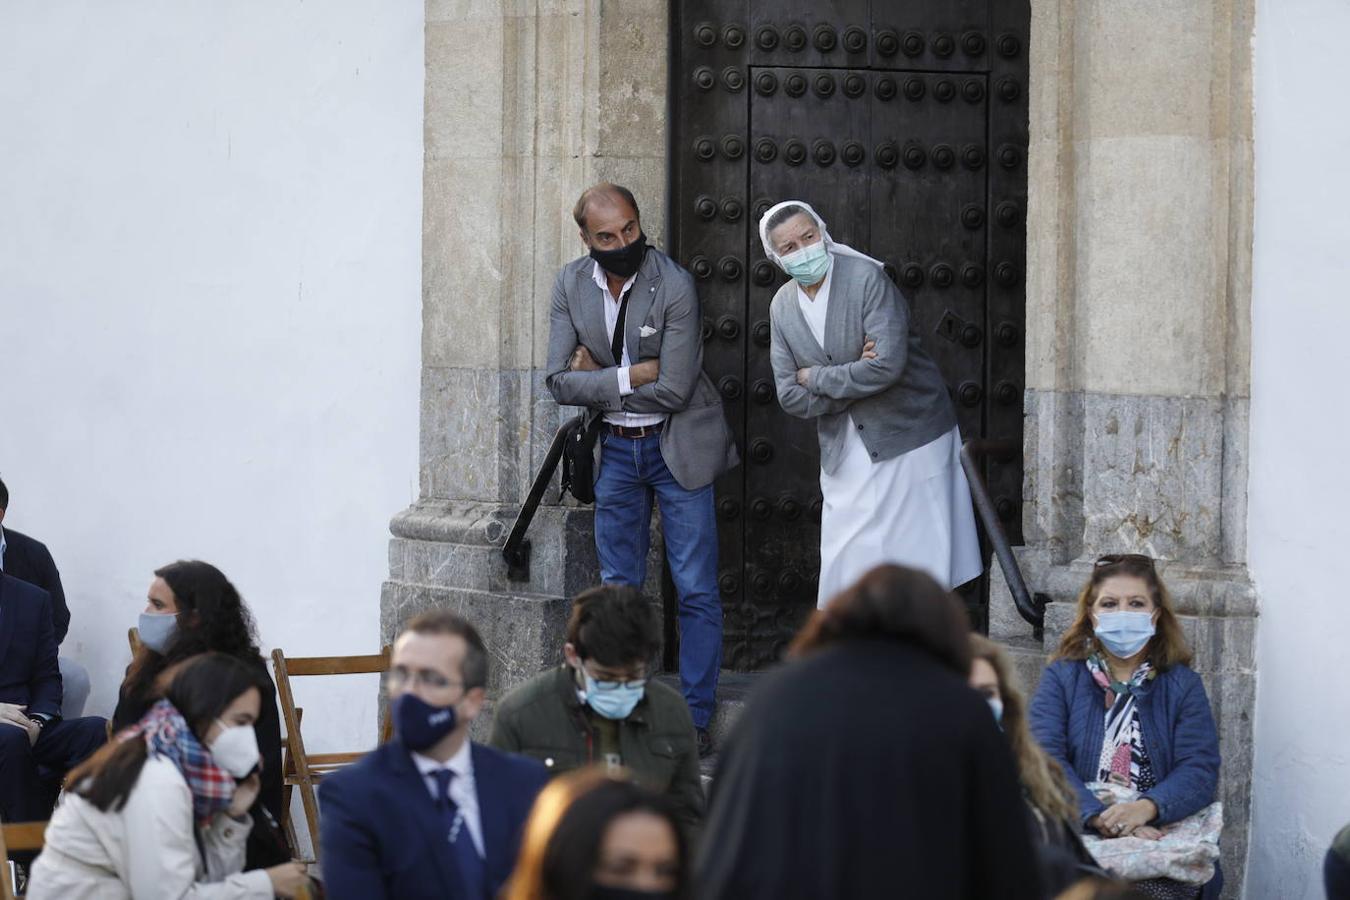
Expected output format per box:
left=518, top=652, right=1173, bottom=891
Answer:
left=210, top=721, right=261, bottom=779
left=589, top=232, right=649, bottom=279
left=987, top=697, right=1004, bottom=728
left=779, top=240, right=830, bottom=286
left=394, top=693, right=459, bottom=751
left=1093, top=611, right=1156, bottom=658
left=138, top=612, right=180, bottom=655
left=581, top=670, right=646, bottom=721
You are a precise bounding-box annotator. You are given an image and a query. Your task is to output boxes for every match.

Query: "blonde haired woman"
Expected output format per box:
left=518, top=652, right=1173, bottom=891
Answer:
left=970, top=634, right=1101, bottom=894
left=1028, top=554, right=1221, bottom=900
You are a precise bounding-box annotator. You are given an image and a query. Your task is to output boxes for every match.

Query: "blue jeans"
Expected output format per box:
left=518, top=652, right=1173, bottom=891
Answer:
left=594, top=432, right=722, bottom=729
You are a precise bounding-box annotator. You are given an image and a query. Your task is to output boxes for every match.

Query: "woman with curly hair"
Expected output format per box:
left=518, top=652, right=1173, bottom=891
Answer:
left=1028, top=554, right=1221, bottom=900
left=970, top=634, right=1102, bottom=894
left=112, top=561, right=288, bottom=866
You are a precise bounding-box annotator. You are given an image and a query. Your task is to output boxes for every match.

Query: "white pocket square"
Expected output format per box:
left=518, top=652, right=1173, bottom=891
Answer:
left=639, top=325, right=659, bottom=337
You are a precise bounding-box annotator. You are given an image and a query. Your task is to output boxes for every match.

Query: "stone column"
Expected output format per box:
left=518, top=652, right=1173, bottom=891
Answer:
left=995, top=0, right=1256, bottom=893
left=382, top=1, right=670, bottom=694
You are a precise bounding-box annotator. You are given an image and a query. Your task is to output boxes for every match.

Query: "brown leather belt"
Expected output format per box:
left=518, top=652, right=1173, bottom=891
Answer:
left=608, top=422, right=664, bottom=439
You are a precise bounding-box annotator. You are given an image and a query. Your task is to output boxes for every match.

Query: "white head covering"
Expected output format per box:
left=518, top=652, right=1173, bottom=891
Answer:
left=758, top=200, right=884, bottom=270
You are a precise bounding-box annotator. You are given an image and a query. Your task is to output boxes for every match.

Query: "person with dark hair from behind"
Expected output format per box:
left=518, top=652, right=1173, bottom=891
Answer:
left=488, top=585, right=703, bottom=830
left=696, top=564, right=1042, bottom=899
left=0, top=474, right=91, bottom=719
left=319, top=610, right=549, bottom=900
left=111, top=561, right=289, bottom=869
left=970, top=634, right=1104, bottom=894
left=26, top=653, right=310, bottom=898
left=0, top=569, right=106, bottom=825
left=1028, top=554, right=1221, bottom=900
left=502, top=768, right=689, bottom=900
left=1328, top=822, right=1350, bottom=900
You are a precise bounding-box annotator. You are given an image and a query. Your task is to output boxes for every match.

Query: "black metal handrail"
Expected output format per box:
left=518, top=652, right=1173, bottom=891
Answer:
left=959, top=438, right=1046, bottom=633
left=502, top=416, right=580, bottom=581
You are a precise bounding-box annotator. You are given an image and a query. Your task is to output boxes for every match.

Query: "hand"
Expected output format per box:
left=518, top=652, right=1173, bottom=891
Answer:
left=796, top=367, right=813, bottom=387
left=569, top=346, right=601, bottom=372
left=0, top=705, right=38, bottom=745
left=265, top=861, right=310, bottom=898
left=227, top=773, right=261, bottom=818
left=1132, top=825, right=1164, bottom=841
left=859, top=337, right=877, bottom=360
left=1096, top=799, right=1158, bottom=838
left=629, top=359, right=660, bottom=387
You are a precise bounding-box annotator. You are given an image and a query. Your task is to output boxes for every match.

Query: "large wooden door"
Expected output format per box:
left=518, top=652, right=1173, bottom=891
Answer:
left=670, top=0, right=1029, bottom=669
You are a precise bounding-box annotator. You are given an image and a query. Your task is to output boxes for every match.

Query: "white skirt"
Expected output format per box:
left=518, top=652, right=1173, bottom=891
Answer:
left=817, top=424, right=983, bottom=608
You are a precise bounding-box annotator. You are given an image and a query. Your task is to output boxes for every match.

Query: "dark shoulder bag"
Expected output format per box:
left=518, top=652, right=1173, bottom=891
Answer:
left=560, top=413, right=603, bottom=504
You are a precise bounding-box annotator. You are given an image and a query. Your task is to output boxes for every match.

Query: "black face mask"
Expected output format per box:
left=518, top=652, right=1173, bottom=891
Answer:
left=590, top=886, right=676, bottom=900
left=589, top=232, right=649, bottom=279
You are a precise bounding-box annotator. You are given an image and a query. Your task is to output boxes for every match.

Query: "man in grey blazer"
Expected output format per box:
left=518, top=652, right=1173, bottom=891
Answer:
left=545, top=183, right=737, bottom=754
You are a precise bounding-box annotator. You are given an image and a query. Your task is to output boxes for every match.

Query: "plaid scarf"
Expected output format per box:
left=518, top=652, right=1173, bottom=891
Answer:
left=1086, top=654, right=1157, bottom=790
left=116, top=699, right=236, bottom=826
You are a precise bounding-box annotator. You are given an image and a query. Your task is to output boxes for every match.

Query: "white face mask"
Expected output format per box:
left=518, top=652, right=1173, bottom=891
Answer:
left=210, top=721, right=260, bottom=779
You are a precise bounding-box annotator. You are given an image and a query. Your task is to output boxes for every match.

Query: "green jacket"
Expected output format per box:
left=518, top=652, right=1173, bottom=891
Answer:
left=487, top=666, right=705, bottom=829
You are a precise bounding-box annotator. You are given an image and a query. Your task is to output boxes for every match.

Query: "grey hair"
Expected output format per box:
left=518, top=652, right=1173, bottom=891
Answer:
left=764, top=203, right=814, bottom=240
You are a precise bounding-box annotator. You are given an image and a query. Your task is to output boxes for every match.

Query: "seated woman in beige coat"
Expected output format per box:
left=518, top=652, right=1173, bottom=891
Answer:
left=27, top=654, right=308, bottom=900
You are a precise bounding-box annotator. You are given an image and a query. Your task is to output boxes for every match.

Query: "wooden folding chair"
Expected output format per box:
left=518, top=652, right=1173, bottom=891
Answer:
left=271, top=646, right=392, bottom=863
left=1, top=821, right=48, bottom=899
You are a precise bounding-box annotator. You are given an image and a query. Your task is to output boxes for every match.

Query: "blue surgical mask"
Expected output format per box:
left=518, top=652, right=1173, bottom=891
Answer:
left=1093, top=611, right=1156, bottom=658
left=582, top=671, right=646, bottom=721
left=393, top=693, right=459, bottom=751
left=987, top=698, right=1004, bottom=728
left=780, top=241, right=830, bottom=286
left=137, top=612, right=180, bottom=655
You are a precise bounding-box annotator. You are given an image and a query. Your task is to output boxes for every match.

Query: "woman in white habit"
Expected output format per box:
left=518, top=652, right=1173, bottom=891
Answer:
left=761, top=200, right=983, bottom=606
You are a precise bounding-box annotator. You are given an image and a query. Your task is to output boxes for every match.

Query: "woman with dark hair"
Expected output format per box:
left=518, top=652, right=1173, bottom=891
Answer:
left=503, top=768, right=689, bottom=900
left=970, top=634, right=1103, bottom=894
left=27, top=654, right=309, bottom=898
left=1029, top=554, right=1222, bottom=899
left=696, top=564, right=1042, bottom=899
left=113, top=561, right=287, bottom=864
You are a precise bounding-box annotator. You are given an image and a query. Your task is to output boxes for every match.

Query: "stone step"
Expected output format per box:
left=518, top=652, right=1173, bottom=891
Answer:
left=657, top=669, right=762, bottom=780
left=998, top=634, right=1051, bottom=699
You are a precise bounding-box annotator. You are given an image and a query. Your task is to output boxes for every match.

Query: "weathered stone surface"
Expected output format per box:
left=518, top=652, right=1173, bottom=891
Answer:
left=1081, top=392, right=1225, bottom=561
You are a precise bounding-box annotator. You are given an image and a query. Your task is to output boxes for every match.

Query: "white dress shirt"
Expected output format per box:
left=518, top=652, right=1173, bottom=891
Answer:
left=412, top=740, right=485, bottom=858
left=593, top=262, right=666, bottom=428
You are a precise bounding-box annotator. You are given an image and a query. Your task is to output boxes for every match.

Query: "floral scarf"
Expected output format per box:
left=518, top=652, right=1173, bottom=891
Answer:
left=1086, top=655, right=1157, bottom=791
left=116, top=699, right=236, bottom=826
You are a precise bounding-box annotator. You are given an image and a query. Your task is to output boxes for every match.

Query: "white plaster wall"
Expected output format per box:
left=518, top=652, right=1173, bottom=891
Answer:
left=1246, top=0, right=1350, bottom=895
left=0, top=0, right=423, bottom=820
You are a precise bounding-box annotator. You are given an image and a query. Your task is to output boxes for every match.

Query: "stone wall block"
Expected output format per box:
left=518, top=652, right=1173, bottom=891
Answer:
left=594, top=0, right=667, bottom=160
left=422, top=158, right=505, bottom=369
left=1076, top=0, right=1214, bottom=140
left=1081, top=393, right=1224, bottom=561
left=1220, top=396, right=1248, bottom=565
left=1075, top=137, right=1222, bottom=398
left=420, top=367, right=503, bottom=501
left=1022, top=389, right=1085, bottom=561
left=425, top=18, right=505, bottom=162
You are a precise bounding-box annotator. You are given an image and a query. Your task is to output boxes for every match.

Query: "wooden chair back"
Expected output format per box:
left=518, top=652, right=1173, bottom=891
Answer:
left=127, top=627, right=142, bottom=656
left=271, top=646, right=391, bottom=863
left=1, top=821, right=48, bottom=899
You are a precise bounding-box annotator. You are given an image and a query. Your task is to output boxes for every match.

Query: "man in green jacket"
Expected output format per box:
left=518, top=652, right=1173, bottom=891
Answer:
left=487, top=584, right=705, bottom=829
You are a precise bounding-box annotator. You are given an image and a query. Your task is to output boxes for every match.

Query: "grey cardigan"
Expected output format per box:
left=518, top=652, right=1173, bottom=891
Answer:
left=545, top=248, right=738, bottom=491
left=768, top=254, right=956, bottom=476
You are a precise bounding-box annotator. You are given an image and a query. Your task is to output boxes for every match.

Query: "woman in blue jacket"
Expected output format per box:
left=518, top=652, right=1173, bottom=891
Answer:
left=1028, top=554, right=1221, bottom=900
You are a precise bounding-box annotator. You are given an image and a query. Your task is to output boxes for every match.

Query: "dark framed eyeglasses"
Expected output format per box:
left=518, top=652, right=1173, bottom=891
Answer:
left=1093, top=553, right=1156, bottom=569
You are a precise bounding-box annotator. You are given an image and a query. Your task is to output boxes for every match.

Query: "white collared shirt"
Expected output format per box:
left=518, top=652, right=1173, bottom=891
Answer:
left=592, top=262, right=666, bottom=429
left=412, top=740, right=484, bottom=858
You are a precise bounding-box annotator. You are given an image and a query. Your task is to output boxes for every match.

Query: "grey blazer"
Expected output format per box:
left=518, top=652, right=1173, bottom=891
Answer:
left=545, top=248, right=739, bottom=491
left=768, top=254, right=957, bottom=477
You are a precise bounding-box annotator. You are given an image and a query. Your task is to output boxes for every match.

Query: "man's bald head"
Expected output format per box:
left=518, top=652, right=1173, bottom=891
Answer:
left=573, top=183, right=640, bottom=233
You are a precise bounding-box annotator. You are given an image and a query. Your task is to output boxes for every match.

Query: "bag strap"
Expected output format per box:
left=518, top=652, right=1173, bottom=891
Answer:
left=610, top=287, right=632, bottom=365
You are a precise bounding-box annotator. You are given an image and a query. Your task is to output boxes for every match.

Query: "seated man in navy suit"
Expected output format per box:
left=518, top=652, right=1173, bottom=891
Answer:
left=0, top=573, right=106, bottom=822
left=0, top=476, right=91, bottom=719
left=320, top=610, right=549, bottom=900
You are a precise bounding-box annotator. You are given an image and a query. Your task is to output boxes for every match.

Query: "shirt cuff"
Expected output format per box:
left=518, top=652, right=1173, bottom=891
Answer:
left=617, top=366, right=634, bottom=396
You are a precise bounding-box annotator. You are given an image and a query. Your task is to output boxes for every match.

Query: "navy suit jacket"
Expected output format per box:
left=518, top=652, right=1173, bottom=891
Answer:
left=1, top=528, right=69, bottom=645
left=0, top=573, right=63, bottom=717
left=319, top=738, right=548, bottom=900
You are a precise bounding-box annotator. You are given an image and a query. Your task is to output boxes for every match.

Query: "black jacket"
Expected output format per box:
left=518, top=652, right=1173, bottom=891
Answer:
left=1, top=528, right=70, bottom=645
left=697, top=640, right=1044, bottom=900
